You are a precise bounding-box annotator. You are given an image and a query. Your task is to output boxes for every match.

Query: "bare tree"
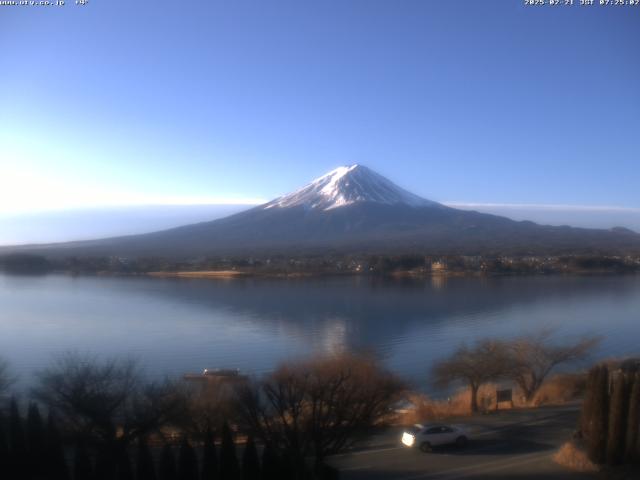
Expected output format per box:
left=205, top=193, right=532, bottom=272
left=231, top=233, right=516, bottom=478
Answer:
left=432, top=340, right=509, bottom=413
left=32, top=353, right=186, bottom=448
left=236, top=353, right=405, bottom=475
left=125, top=379, right=189, bottom=443
left=506, top=331, right=600, bottom=402
left=177, top=376, right=243, bottom=437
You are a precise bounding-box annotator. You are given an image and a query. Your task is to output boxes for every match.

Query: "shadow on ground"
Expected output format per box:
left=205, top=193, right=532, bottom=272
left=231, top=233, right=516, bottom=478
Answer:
left=427, top=437, right=553, bottom=456
left=340, top=471, right=597, bottom=480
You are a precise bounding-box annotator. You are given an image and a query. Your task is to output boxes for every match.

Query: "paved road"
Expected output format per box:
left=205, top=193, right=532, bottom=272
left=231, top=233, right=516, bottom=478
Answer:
left=329, top=404, right=597, bottom=480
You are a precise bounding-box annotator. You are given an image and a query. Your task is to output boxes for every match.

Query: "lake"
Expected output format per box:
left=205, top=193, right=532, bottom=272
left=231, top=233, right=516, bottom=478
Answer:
left=1, top=273, right=639, bottom=390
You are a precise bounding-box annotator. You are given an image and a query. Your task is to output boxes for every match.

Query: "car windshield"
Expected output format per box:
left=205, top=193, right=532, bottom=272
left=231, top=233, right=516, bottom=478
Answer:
left=425, top=427, right=442, bottom=434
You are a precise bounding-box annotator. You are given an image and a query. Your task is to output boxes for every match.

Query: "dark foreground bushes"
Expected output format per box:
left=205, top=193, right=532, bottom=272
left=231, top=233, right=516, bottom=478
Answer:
left=0, top=351, right=405, bottom=479
left=0, top=401, right=343, bottom=480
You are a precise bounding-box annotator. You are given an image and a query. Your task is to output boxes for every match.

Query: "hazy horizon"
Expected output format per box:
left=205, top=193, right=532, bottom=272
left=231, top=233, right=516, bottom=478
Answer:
left=2, top=200, right=638, bottom=246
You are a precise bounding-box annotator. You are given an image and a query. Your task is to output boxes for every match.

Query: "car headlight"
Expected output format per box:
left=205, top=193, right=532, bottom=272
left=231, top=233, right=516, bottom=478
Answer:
left=402, top=432, right=415, bottom=447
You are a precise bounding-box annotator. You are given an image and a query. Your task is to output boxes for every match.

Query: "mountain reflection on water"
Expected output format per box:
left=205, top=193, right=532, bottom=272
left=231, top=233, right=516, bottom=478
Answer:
left=1, top=273, right=638, bottom=390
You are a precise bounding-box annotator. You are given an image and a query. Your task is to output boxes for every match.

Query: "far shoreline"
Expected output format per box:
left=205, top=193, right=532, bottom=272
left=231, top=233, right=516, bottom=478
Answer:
left=137, top=269, right=640, bottom=281
left=1, top=268, right=639, bottom=281
left=2, top=252, right=639, bottom=279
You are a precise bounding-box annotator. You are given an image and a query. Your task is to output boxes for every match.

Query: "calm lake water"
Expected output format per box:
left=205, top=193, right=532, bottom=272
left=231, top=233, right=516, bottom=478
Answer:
left=1, top=273, right=639, bottom=390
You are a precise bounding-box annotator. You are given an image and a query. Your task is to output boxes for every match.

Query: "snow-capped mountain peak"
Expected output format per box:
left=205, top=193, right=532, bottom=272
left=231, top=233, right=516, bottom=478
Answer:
left=263, top=164, right=440, bottom=211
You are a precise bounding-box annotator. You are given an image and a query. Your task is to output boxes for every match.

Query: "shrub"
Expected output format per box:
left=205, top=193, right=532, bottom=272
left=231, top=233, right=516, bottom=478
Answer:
left=531, top=373, right=587, bottom=406
left=553, top=441, right=599, bottom=473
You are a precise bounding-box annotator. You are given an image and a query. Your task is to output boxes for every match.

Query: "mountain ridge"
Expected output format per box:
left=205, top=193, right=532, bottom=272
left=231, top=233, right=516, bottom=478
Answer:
left=2, top=165, right=639, bottom=258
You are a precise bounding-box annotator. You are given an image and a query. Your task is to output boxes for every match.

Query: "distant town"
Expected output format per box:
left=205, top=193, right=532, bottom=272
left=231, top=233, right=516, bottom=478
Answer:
left=2, top=252, right=639, bottom=277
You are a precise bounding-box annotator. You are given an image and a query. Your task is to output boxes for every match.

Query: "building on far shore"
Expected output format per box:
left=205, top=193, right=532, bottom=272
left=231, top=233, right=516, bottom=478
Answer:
left=430, top=259, right=447, bottom=274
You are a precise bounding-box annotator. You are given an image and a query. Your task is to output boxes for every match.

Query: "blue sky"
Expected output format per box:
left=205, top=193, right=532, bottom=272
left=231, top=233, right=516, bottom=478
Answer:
left=1, top=0, right=639, bottom=218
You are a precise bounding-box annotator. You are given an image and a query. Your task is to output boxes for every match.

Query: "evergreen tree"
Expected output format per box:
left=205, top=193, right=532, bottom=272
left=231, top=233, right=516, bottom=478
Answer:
left=0, top=411, right=10, bottom=478
left=259, top=443, right=280, bottom=480
left=178, top=437, right=199, bottom=480
left=136, top=437, right=157, bottom=480
left=220, top=422, right=240, bottom=480
left=46, top=412, right=70, bottom=480
left=625, top=372, right=640, bottom=464
left=606, top=371, right=629, bottom=465
left=279, top=450, right=295, bottom=480
left=9, top=398, right=28, bottom=478
left=27, top=403, right=47, bottom=479
left=160, top=444, right=178, bottom=480
left=74, top=442, right=95, bottom=480
left=115, top=447, right=134, bottom=480
left=201, top=430, right=218, bottom=480
left=587, top=365, right=609, bottom=464
left=95, top=446, right=116, bottom=480
left=241, top=435, right=260, bottom=480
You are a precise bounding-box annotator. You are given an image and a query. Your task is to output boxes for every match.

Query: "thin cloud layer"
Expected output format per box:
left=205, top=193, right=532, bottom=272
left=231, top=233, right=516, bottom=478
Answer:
left=445, top=202, right=640, bottom=213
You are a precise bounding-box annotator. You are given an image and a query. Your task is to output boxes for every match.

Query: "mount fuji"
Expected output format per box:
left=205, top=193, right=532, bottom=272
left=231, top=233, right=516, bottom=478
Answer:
left=7, top=165, right=640, bottom=258
left=262, top=165, right=439, bottom=211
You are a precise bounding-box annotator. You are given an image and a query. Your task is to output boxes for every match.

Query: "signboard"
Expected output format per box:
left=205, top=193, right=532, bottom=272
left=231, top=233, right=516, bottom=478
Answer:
left=496, top=389, right=513, bottom=403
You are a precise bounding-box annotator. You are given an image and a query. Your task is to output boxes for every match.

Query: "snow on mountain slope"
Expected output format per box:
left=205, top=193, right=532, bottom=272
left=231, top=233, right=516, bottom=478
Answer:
left=263, top=164, right=440, bottom=211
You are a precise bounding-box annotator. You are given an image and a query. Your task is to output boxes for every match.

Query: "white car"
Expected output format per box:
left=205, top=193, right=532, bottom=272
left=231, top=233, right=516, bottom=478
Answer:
left=401, top=423, right=470, bottom=452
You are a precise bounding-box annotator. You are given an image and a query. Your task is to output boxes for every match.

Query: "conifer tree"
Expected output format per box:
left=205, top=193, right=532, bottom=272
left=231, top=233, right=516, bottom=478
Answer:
left=0, top=411, right=10, bottom=477
left=9, top=398, right=28, bottom=478
left=606, top=371, right=629, bottom=465
left=136, top=437, right=157, bottom=480
left=178, top=437, right=199, bottom=480
left=201, top=430, right=218, bottom=480
left=279, top=450, right=295, bottom=480
left=587, top=365, right=609, bottom=464
left=27, top=402, right=47, bottom=478
left=115, top=447, right=134, bottom=480
left=160, top=444, right=178, bottom=480
left=74, top=442, right=94, bottom=480
left=220, top=422, right=240, bottom=480
left=46, top=412, right=70, bottom=480
left=241, top=435, right=260, bottom=480
left=94, top=446, right=116, bottom=480
left=625, top=372, right=640, bottom=463
left=259, top=443, right=280, bottom=480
